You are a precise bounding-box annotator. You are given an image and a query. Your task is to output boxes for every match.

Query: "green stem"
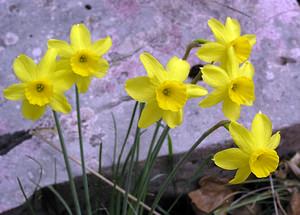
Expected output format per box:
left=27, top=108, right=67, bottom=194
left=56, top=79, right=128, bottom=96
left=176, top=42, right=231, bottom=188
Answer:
left=53, top=111, right=81, bottom=215
left=122, top=114, right=141, bottom=215
left=182, top=41, right=201, bottom=60
left=151, top=120, right=229, bottom=213
left=75, top=85, right=92, bottom=215
left=269, top=175, right=279, bottom=215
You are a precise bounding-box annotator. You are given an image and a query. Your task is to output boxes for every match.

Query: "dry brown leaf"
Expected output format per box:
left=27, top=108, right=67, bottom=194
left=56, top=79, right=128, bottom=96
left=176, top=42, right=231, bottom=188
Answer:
left=188, top=176, right=233, bottom=214
left=288, top=152, right=300, bottom=178
left=288, top=190, right=300, bottom=215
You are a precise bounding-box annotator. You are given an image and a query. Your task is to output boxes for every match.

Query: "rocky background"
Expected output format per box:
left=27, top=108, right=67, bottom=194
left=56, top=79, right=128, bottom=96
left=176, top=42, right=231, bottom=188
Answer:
left=0, top=0, right=299, bottom=212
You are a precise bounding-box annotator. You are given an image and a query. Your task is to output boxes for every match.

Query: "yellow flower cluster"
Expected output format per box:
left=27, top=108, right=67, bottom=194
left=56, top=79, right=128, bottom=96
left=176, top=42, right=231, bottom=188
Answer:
left=2, top=17, right=280, bottom=184
left=3, top=24, right=112, bottom=120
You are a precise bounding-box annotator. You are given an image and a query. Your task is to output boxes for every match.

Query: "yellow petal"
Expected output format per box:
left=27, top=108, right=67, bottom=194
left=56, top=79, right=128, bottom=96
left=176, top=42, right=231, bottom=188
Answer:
left=225, top=17, right=241, bottom=39
left=48, top=39, right=73, bottom=57
left=125, top=77, right=155, bottom=102
left=223, top=97, right=241, bottom=121
left=196, top=42, right=226, bottom=63
left=76, top=77, right=91, bottom=93
left=243, top=34, right=256, bottom=46
left=229, top=166, right=251, bottom=184
left=92, top=58, right=109, bottom=78
left=50, top=92, right=72, bottom=113
left=138, top=102, right=162, bottom=128
left=251, top=112, right=272, bottom=147
left=229, top=121, right=254, bottom=153
left=13, top=54, right=37, bottom=82
left=52, top=69, right=76, bottom=92
left=250, top=148, right=279, bottom=178
left=70, top=24, right=91, bottom=50
left=56, top=59, right=72, bottom=71
left=140, top=52, right=166, bottom=82
left=186, top=84, right=207, bottom=98
left=208, top=18, right=230, bottom=43
left=202, top=65, right=230, bottom=88
left=223, top=46, right=239, bottom=78
left=167, top=56, right=190, bottom=82
left=199, top=88, right=226, bottom=108
left=21, top=100, right=46, bottom=120
left=239, top=61, right=254, bottom=78
left=213, top=148, right=249, bottom=170
left=162, top=109, right=183, bottom=128
left=92, top=36, right=112, bottom=56
left=37, top=49, right=57, bottom=78
left=267, top=132, right=281, bottom=149
left=3, top=83, right=25, bottom=100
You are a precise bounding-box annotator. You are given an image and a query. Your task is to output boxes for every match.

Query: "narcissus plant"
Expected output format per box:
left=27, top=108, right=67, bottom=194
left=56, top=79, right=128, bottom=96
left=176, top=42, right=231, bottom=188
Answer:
left=3, top=49, right=73, bottom=120
left=125, top=52, right=207, bottom=128
left=48, top=23, right=112, bottom=93
left=213, top=112, right=280, bottom=184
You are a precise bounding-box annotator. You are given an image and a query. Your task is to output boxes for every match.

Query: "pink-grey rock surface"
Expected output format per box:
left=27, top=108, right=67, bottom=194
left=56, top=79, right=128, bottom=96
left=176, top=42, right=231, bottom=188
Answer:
left=0, top=0, right=300, bottom=212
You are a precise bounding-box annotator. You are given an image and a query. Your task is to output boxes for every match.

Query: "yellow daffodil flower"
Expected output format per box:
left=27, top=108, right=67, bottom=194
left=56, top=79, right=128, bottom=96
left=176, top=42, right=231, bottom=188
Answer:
left=125, top=53, right=207, bottom=128
left=213, top=112, right=280, bottom=184
left=199, top=60, right=255, bottom=121
left=48, top=24, right=112, bottom=93
left=196, top=17, right=256, bottom=67
left=3, top=49, right=73, bottom=120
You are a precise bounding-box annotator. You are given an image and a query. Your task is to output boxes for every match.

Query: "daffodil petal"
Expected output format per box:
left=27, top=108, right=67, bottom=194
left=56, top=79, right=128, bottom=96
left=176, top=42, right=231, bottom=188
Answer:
left=229, top=121, right=254, bottom=153
left=225, top=17, right=241, bottom=39
left=250, top=149, right=279, bottom=178
left=38, top=49, right=57, bottom=78
left=213, top=148, right=249, bottom=170
left=186, top=84, right=207, bottom=98
left=52, top=70, right=76, bottom=92
left=92, top=36, right=112, bottom=56
left=229, top=166, right=251, bottom=184
left=199, top=88, right=226, bottom=108
left=125, top=77, right=155, bottom=102
left=224, top=46, right=239, bottom=78
left=243, top=34, right=256, bottom=46
left=202, top=65, right=230, bottom=88
left=239, top=61, right=254, bottom=78
left=138, top=102, right=162, bottom=128
left=162, top=109, right=183, bottom=128
left=208, top=18, right=230, bottom=43
left=70, top=24, right=91, bottom=50
left=76, top=77, right=91, bottom=93
left=267, top=132, right=281, bottom=149
left=50, top=92, right=72, bottom=113
left=196, top=42, right=226, bottom=63
left=13, top=54, right=36, bottom=82
left=56, top=59, right=72, bottom=71
left=48, top=39, right=73, bottom=57
left=22, top=100, right=46, bottom=120
left=167, top=56, right=190, bottom=82
left=251, top=113, right=272, bottom=147
left=222, top=97, right=241, bottom=121
left=140, top=52, right=166, bottom=82
left=3, top=83, right=26, bottom=100
left=93, top=58, right=109, bottom=78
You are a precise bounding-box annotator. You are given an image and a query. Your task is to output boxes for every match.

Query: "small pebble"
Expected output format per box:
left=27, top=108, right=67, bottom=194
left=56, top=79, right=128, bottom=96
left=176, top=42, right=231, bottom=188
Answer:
left=3, top=32, right=19, bottom=46
left=266, top=71, right=274, bottom=81
left=32, top=48, right=42, bottom=57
